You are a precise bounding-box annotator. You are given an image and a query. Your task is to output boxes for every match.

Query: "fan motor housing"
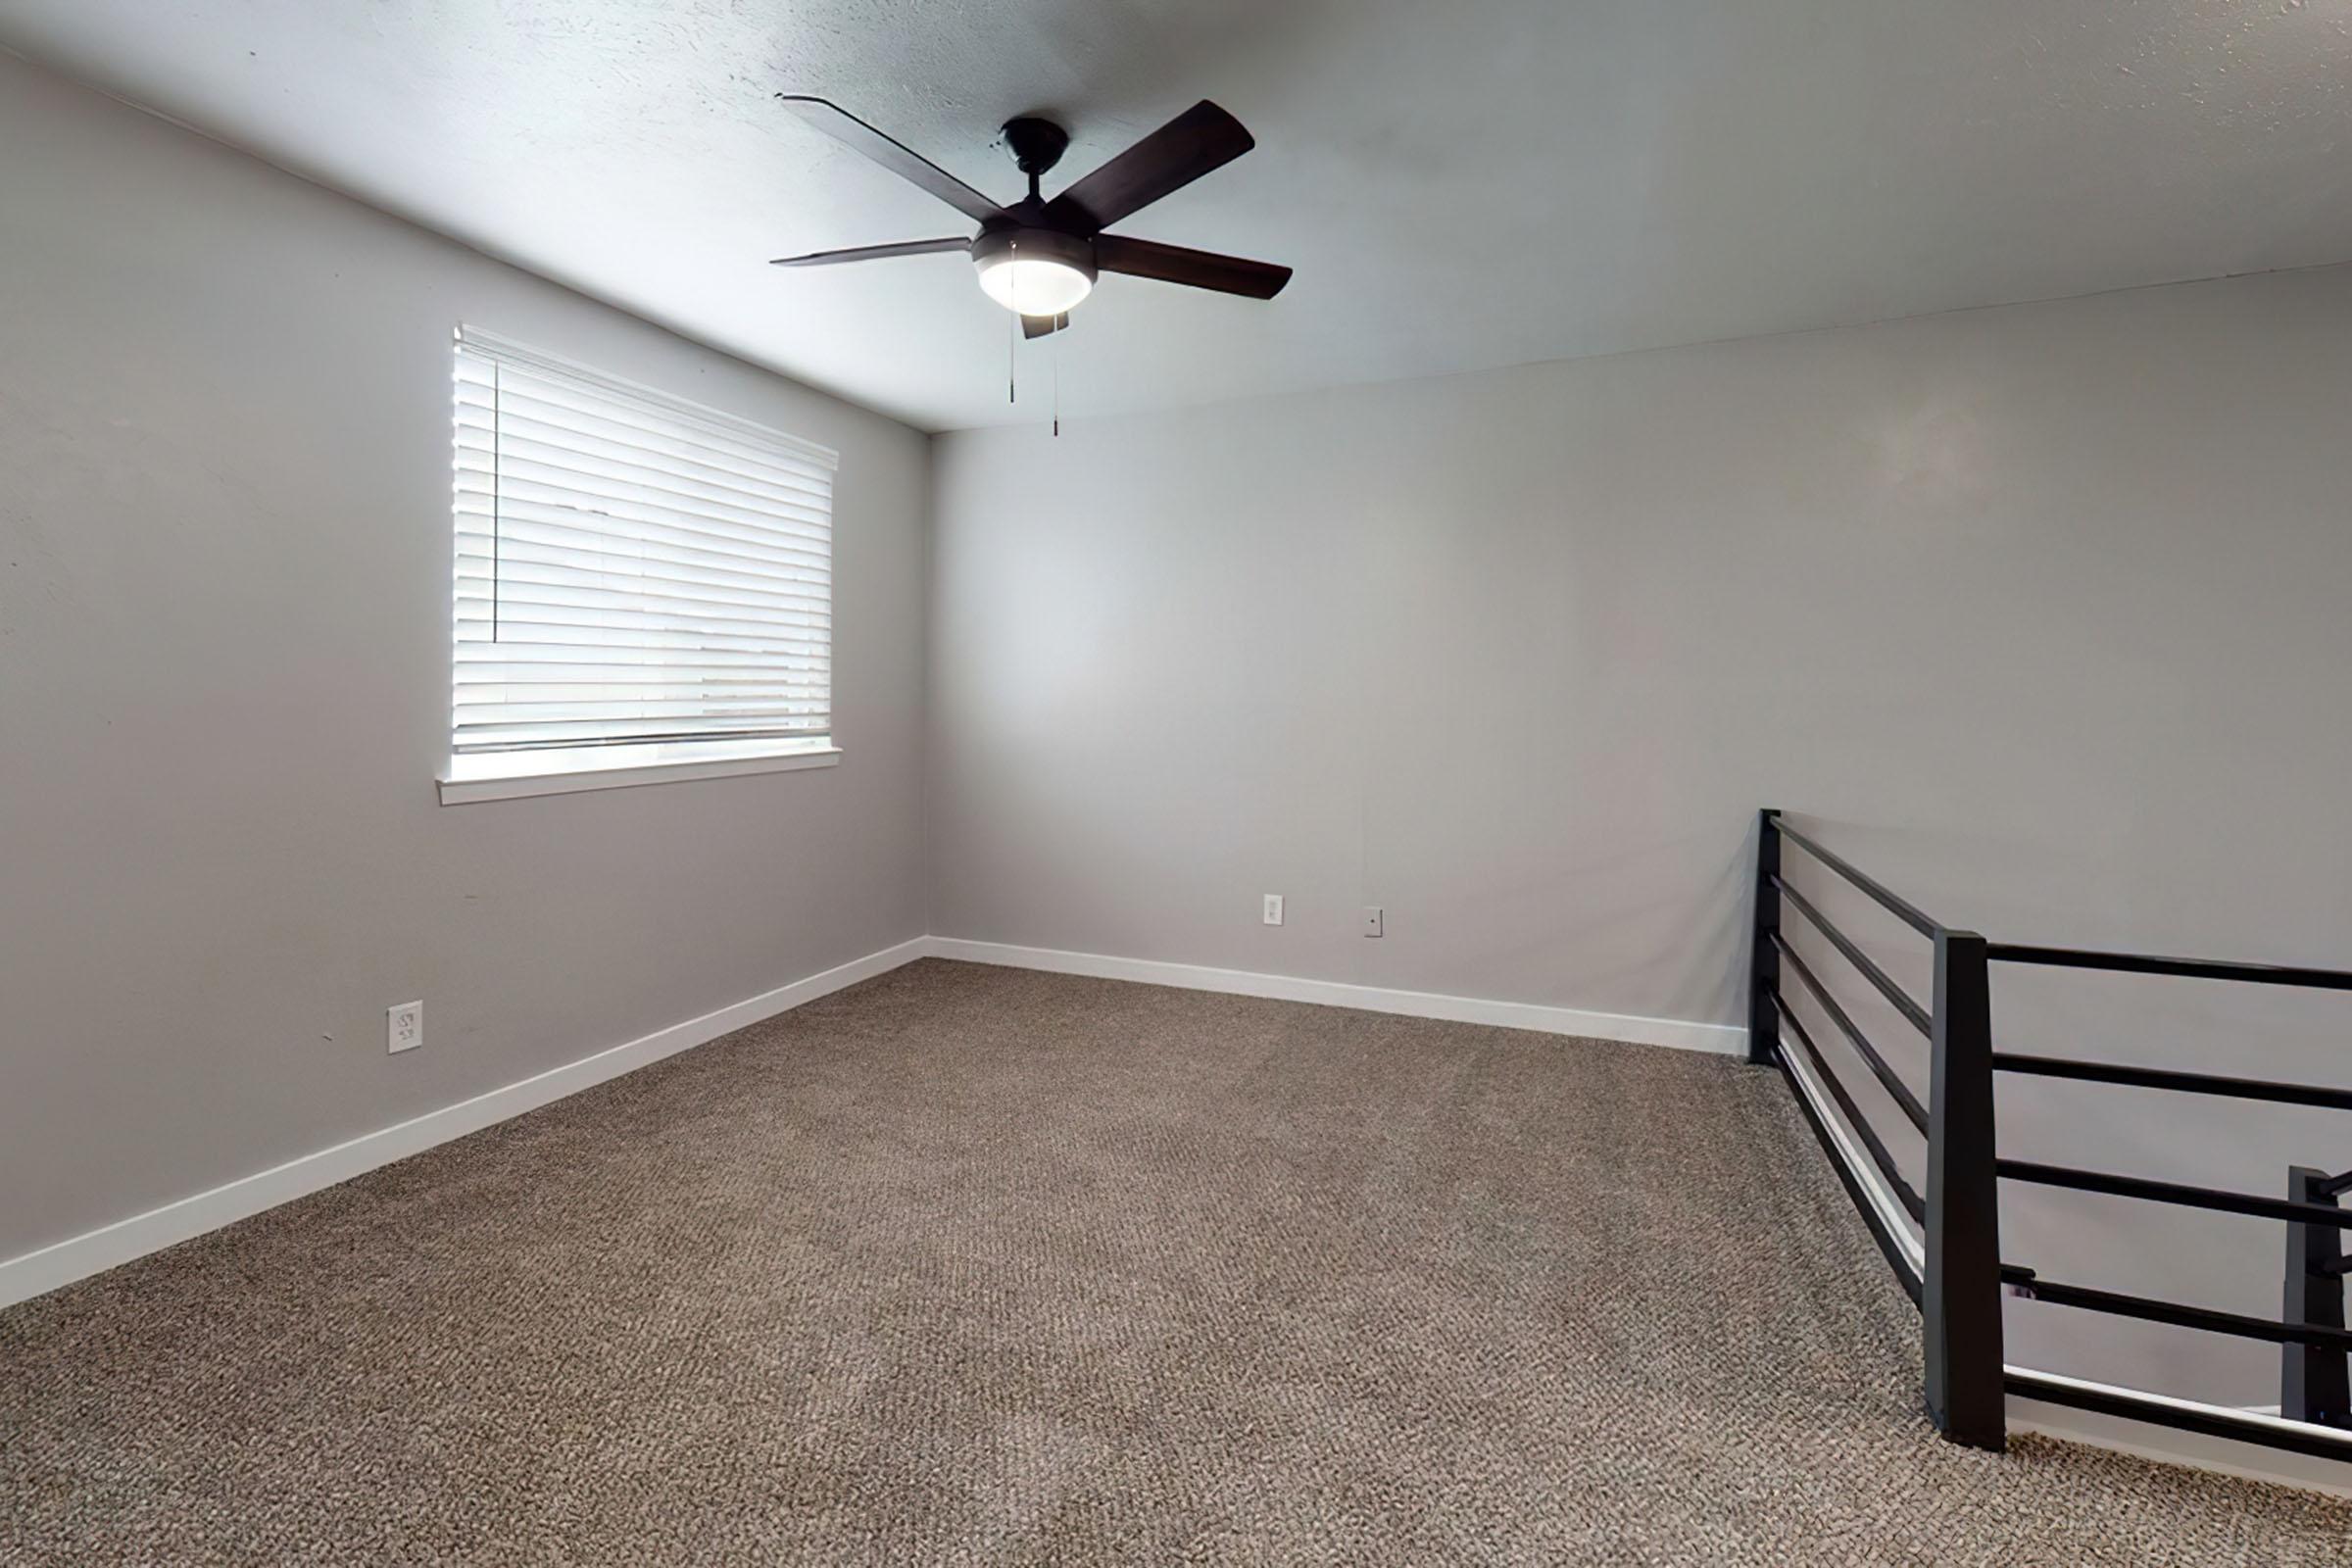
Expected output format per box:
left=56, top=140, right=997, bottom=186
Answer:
left=969, top=223, right=1096, bottom=283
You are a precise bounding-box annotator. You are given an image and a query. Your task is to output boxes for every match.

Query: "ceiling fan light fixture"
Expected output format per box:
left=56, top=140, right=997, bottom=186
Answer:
left=971, top=227, right=1096, bottom=317
left=768, top=98, right=1293, bottom=336
left=977, top=255, right=1094, bottom=316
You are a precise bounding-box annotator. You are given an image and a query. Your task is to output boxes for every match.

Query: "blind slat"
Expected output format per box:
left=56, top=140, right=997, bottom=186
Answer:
left=456, top=558, right=832, bottom=624
left=455, top=615, right=826, bottom=655
left=456, top=681, right=829, bottom=698
left=453, top=516, right=830, bottom=594
left=456, top=441, right=835, bottom=545
left=456, top=484, right=832, bottom=573
left=453, top=330, right=833, bottom=759
left=454, top=609, right=827, bottom=645
left=456, top=717, right=830, bottom=744
left=456, top=645, right=824, bottom=671
left=457, top=700, right=829, bottom=716
left=451, top=395, right=835, bottom=512
left=455, top=581, right=828, bottom=633
left=452, top=347, right=837, bottom=475
left=453, top=409, right=833, bottom=522
left=457, top=530, right=832, bottom=590
left=455, top=353, right=835, bottom=496
left=459, top=611, right=827, bottom=649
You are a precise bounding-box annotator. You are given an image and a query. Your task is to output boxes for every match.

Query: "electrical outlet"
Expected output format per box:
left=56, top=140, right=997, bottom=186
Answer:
left=1262, top=894, right=1285, bottom=926
left=1362, top=906, right=1384, bottom=938
left=387, top=1000, right=422, bottom=1054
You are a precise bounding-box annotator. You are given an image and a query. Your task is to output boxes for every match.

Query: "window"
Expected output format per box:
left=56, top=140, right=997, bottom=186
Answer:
left=440, top=328, right=839, bottom=803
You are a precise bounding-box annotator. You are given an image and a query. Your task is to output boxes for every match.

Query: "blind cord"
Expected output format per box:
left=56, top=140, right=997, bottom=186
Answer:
left=490, top=361, right=502, bottom=643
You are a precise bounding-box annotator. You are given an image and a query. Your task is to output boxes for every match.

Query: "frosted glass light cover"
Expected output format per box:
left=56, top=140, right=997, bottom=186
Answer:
left=976, top=255, right=1094, bottom=316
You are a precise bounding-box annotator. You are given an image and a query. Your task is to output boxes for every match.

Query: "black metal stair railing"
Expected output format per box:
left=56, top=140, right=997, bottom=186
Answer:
left=1749, top=808, right=2352, bottom=1460
left=2284, top=1168, right=2351, bottom=1428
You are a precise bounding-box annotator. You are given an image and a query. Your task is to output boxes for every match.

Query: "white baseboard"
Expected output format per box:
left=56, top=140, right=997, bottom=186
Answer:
left=2008, top=1377, right=2352, bottom=1498
left=0, top=936, right=929, bottom=1310
left=924, top=937, right=1743, bottom=1055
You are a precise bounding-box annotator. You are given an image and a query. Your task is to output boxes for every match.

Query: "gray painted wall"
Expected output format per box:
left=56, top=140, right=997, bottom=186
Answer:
left=929, top=265, right=2352, bottom=1404
left=0, top=54, right=930, bottom=1264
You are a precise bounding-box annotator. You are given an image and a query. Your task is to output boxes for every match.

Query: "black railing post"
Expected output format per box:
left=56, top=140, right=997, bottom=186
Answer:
left=1748, top=808, right=1783, bottom=1066
left=1925, top=928, right=2006, bottom=1449
left=2281, top=1165, right=2349, bottom=1428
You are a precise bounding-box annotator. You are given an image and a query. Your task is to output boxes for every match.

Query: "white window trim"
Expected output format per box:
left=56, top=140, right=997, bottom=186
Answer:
left=438, top=737, right=842, bottom=806
left=440, top=327, right=840, bottom=805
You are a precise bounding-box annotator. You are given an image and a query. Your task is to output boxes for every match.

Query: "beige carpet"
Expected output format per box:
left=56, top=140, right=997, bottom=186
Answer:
left=4, top=958, right=2347, bottom=1563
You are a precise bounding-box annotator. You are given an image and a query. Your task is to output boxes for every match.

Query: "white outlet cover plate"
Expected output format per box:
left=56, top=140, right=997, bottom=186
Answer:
left=388, top=1001, right=422, bottom=1054
left=1262, top=895, right=1284, bottom=926
left=1363, top=906, right=1384, bottom=938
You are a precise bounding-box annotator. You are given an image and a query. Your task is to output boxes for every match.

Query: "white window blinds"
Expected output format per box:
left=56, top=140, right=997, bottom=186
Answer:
left=450, top=328, right=836, bottom=769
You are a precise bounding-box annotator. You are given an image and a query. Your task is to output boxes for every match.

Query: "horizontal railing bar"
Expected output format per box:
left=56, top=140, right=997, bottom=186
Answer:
left=1773, top=820, right=1942, bottom=940
left=1986, top=944, right=2352, bottom=991
left=1772, top=876, right=1934, bottom=1038
left=1990, top=1053, right=2352, bottom=1111
left=2005, top=1370, right=2352, bottom=1461
left=2324, top=1169, right=2352, bottom=1200
left=2002, top=1267, right=2352, bottom=1351
left=1998, top=1160, right=2352, bottom=1229
left=1773, top=931, right=1929, bottom=1132
left=1772, top=992, right=1926, bottom=1222
left=1773, top=1020, right=1924, bottom=1309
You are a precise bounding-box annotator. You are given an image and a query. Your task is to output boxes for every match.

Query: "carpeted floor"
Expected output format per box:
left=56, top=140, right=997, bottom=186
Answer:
left=4, top=959, right=2348, bottom=1563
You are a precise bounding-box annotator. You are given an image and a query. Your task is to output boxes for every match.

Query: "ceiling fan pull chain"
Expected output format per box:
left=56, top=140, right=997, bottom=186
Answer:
left=1007, top=239, right=1018, bottom=405
left=1052, top=318, right=1060, bottom=437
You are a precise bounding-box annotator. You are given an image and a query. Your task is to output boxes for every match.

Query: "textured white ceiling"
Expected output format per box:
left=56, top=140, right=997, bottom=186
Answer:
left=4, top=1, right=2349, bottom=431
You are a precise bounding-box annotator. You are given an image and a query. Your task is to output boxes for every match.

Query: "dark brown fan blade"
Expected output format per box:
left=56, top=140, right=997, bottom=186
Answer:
left=1044, top=101, right=1253, bottom=232
left=1094, top=234, right=1291, bottom=299
left=777, top=96, right=1001, bottom=222
left=1020, top=312, right=1070, bottom=339
left=770, top=237, right=971, bottom=267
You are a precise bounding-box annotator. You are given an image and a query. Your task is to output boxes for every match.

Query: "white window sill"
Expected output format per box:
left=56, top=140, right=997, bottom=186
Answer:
left=437, top=741, right=841, bottom=805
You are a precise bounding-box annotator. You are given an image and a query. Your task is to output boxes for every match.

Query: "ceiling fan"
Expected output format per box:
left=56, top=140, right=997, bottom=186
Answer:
left=770, top=96, right=1291, bottom=337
